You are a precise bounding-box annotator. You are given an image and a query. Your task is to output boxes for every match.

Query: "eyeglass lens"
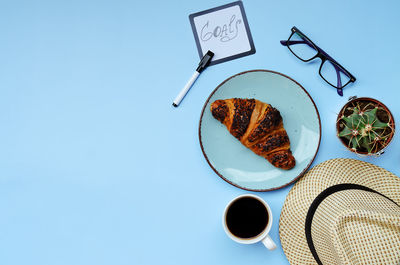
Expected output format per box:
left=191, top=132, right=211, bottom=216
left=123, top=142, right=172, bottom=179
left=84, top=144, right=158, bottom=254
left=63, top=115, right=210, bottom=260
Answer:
left=287, top=32, right=317, bottom=61
left=319, top=60, right=351, bottom=89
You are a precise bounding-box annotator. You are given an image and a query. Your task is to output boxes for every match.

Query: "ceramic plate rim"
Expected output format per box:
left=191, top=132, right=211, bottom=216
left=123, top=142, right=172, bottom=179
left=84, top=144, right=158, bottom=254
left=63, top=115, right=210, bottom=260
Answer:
left=198, top=69, right=321, bottom=192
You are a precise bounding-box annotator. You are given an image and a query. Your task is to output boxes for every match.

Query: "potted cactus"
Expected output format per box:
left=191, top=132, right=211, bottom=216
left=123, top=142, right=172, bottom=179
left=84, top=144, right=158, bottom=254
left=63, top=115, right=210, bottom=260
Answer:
left=336, top=97, right=395, bottom=156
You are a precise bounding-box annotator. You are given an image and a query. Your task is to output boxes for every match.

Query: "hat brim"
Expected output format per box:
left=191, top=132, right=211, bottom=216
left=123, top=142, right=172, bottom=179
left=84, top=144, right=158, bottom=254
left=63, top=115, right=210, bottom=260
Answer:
left=279, top=158, right=400, bottom=265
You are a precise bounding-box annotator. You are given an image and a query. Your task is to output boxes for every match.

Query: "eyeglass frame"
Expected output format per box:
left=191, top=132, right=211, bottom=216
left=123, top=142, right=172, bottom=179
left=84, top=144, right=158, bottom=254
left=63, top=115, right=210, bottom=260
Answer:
left=280, top=26, right=356, bottom=96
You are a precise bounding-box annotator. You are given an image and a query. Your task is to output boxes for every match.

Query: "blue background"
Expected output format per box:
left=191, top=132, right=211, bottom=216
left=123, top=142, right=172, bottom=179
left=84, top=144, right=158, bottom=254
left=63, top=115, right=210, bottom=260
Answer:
left=1, top=0, right=399, bottom=264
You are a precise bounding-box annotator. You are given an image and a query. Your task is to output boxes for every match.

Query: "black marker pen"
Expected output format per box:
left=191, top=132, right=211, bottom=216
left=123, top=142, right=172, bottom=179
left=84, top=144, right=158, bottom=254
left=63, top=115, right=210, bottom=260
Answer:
left=172, top=50, right=214, bottom=107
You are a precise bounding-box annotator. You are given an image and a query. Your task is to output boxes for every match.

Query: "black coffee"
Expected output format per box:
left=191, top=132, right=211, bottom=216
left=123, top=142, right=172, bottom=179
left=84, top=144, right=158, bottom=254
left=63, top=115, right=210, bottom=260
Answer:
left=226, top=196, right=269, bottom=239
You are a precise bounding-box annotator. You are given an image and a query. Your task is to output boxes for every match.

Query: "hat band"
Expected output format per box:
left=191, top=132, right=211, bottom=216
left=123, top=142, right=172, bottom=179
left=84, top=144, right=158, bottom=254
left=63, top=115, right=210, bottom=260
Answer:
left=304, top=183, right=400, bottom=265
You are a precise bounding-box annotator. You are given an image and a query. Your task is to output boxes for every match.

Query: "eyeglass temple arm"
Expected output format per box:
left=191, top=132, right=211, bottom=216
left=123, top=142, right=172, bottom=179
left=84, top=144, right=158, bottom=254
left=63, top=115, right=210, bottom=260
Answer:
left=334, top=64, right=344, bottom=96
left=281, top=40, right=345, bottom=69
left=280, top=40, right=315, bottom=49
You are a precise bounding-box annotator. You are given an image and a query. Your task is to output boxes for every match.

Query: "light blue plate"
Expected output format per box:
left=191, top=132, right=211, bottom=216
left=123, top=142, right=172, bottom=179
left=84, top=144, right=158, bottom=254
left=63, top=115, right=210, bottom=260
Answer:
left=199, top=70, right=321, bottom=191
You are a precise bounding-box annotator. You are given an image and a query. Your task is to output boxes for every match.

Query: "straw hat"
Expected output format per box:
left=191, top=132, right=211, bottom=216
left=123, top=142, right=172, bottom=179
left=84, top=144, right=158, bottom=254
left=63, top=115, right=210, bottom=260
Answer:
left=279, top=158, right=400, bottom=265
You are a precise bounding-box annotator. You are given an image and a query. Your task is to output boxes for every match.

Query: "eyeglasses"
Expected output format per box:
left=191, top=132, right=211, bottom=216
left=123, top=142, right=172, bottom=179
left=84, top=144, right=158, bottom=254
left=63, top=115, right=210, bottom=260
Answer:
left=280, top=26, right=356, bottom=96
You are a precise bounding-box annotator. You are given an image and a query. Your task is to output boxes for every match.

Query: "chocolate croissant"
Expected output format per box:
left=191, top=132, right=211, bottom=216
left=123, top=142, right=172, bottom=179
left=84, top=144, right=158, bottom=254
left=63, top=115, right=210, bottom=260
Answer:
left=211, top=98, right=295, bottom=170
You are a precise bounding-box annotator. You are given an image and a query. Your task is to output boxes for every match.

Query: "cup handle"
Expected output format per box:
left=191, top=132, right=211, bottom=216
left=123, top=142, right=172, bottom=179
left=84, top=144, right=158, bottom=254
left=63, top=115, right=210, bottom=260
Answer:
left=262, top=234, right=277, bottom=250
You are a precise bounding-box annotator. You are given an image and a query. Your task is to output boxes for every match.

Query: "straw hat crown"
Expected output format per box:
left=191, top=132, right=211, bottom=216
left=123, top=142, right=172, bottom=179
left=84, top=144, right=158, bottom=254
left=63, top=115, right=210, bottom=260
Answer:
left=280, top=158, right=400, bottom=265
left=306, top=184, right=400, bottom=265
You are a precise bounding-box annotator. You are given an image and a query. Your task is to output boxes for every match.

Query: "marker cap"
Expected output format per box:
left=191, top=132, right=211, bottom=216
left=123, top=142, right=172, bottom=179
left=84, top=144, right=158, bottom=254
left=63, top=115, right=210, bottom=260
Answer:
left=196, top=50, right=214, bottom=73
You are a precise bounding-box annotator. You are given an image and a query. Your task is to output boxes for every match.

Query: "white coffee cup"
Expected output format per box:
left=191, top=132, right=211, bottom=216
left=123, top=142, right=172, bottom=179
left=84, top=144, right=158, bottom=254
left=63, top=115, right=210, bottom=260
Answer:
left=222, top=194, right=277, bottom=250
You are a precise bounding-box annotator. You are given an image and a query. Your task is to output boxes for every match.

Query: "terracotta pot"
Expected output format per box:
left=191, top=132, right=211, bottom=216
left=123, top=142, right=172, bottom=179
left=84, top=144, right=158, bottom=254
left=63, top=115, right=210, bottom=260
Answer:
left=336, top=97, right=395, bottom=156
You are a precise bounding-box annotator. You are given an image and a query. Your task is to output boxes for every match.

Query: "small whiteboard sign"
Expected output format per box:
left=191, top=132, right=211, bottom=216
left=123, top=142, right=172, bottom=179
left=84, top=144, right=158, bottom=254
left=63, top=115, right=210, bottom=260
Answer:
left=189, top=1, right=256, bottom=65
